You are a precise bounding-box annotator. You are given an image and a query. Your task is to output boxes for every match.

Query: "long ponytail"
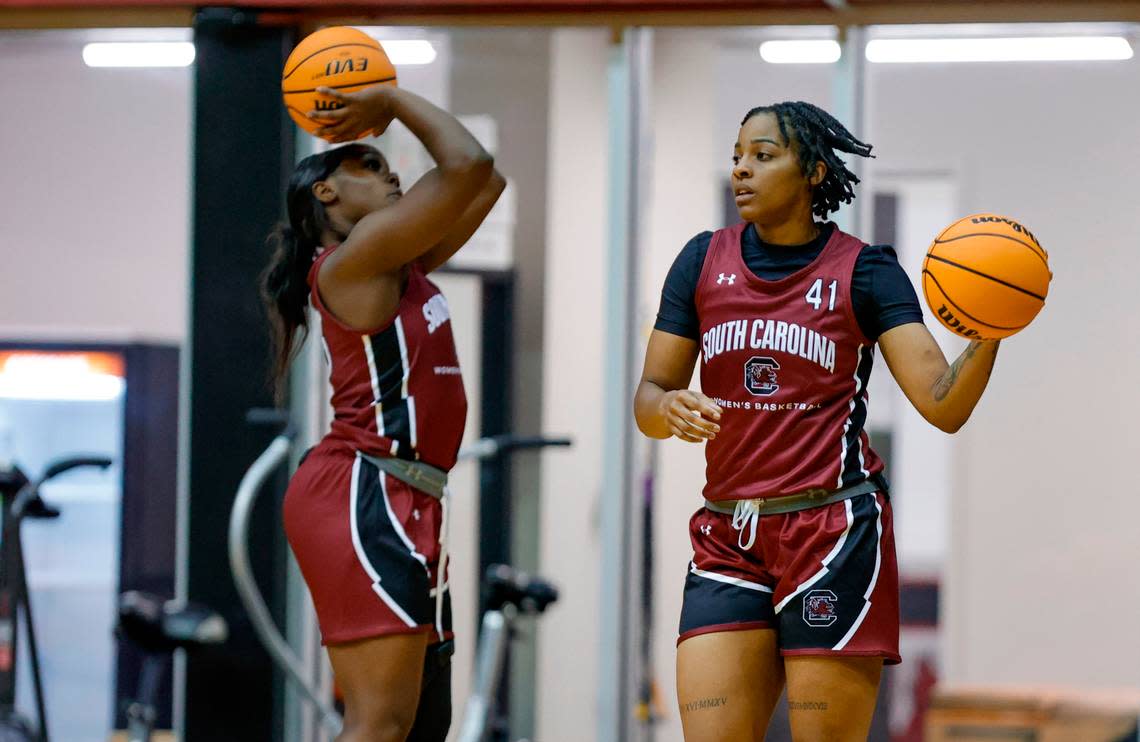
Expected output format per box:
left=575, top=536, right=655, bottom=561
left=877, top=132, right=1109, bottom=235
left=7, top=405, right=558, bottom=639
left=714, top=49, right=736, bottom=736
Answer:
left=260, top=223, right=319, bottom=401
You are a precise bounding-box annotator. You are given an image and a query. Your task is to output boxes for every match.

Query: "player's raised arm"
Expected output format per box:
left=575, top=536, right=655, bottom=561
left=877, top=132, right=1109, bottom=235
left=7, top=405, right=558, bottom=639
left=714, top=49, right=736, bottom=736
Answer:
left=312, top=86, right=495, bottom=277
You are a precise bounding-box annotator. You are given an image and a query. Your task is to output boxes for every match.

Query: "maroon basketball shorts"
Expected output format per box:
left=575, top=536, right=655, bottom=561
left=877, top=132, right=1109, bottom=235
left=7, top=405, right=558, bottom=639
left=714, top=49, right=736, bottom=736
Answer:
left=679, top=491, right=900, bottom=664
left=283, top=442, right=452, bottom=645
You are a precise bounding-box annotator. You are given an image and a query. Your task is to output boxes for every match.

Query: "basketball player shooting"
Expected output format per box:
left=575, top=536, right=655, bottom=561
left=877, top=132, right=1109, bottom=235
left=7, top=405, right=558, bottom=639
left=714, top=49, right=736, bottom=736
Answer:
left=633, top=101, right=1000, bottom=742
left=262, top=80, right=505, bottom=742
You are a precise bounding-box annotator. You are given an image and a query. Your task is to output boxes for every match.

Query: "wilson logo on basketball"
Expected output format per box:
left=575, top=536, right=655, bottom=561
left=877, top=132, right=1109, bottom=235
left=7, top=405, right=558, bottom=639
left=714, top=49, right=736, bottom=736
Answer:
left=935, top=306, right=980, bottom=339
left=969, top=215, right=1040, bottom=247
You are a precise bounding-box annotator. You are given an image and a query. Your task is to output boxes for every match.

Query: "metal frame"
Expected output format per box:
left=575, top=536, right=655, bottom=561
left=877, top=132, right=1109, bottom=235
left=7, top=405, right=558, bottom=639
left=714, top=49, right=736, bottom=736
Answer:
left=598, top=25, right=652, bottom=742
left=4, top=1, right=1140, bottom=29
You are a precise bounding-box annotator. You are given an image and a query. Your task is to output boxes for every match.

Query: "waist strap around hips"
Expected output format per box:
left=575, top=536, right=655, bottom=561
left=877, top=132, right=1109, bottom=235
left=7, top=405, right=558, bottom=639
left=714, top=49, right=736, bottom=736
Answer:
left=705, top=476, right=886, bottom=551
left=360, top=454, right=449, bottom=500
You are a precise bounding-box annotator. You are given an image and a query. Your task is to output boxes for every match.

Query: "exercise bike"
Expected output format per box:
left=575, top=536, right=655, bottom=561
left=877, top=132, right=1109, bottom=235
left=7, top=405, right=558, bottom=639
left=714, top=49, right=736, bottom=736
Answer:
left=115, top=592, right=227, bottom=742
left=0, top=455, right=113, bottom=742
left=227, top=412, right=567, bottom=741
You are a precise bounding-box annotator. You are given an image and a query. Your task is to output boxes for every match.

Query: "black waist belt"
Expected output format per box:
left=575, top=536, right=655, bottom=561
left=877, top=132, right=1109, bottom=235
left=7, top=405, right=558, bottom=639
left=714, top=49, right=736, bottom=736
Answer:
left=361, top=453, right=449, bottom=500
left=704, top=473, right=888, bottom=517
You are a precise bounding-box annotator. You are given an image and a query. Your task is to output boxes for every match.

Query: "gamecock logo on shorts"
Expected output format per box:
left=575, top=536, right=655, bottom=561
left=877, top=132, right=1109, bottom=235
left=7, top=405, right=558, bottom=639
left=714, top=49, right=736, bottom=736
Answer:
left=744, top=356, right=780, bottom=397
left=803, top=589, right=838, bottom=627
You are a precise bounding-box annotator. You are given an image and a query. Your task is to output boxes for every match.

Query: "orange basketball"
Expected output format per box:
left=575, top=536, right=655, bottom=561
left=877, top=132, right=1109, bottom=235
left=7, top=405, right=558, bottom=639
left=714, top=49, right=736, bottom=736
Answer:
left=922, top=213, right=1052, bottom=340
left=281, top=26, right=397, bottom=139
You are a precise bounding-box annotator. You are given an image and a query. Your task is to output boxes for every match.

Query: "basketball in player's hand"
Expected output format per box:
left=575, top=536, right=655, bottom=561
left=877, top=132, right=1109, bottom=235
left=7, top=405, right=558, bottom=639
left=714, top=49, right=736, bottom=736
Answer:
left=922, top=214, right=1052, bottom=340
left=282, top=26, right=397, bottom=139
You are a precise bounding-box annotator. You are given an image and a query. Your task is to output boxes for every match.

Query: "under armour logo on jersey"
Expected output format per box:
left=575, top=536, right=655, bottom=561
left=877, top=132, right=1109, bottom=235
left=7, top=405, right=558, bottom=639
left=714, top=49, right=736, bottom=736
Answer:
left=413, top=509, right=421, bottom=521
left=717, top=273, right=737, bottom=285
left=699, top=524, right=712, bottom=536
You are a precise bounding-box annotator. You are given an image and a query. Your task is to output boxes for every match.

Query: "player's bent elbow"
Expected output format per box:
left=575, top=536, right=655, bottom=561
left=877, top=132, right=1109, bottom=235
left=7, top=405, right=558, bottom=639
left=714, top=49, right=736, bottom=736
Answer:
left=932, top=414, right=966, bottom=434
left=916, top=404, right=966, bottom=434
left=447, top=151, right=495, bottom=182
left=940, top=420, right=964, bottom=434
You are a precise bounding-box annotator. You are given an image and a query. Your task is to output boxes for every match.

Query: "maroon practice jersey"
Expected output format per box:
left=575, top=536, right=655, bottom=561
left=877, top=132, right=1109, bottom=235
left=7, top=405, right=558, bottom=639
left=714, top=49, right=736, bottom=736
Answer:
left=307, top=248, right=468, bottom=470
left=696, top=222, right=884, bottom=502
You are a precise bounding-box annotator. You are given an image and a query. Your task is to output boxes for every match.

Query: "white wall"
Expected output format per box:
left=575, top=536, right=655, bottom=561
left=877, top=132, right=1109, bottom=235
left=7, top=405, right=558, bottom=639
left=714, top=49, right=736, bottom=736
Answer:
left=0, top=30, right=191, bottom=343
left=538, top=27, right=610, bottom=742
left=869, top=56, right=1140, bottom=686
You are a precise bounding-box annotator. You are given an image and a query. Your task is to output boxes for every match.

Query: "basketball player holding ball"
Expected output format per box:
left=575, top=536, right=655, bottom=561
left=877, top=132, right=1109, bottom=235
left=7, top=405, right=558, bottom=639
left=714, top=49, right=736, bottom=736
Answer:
left=262, top=82, right=504, bottom=741
left=634, top=102, right=1001, bottom=741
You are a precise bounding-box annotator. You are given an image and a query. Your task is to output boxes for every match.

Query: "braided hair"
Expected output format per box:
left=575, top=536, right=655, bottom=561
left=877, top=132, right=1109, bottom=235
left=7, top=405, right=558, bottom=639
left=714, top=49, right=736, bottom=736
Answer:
left=741, top=102, right=873, bottom=219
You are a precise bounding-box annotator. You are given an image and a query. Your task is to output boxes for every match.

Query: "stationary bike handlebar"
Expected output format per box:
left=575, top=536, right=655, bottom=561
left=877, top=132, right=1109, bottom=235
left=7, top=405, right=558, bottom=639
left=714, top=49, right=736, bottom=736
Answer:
left=10, top=456, right=113, bottom=520
left=38, top=457, right=114, bottom=483
left=457, top=435, right=572, bottom=462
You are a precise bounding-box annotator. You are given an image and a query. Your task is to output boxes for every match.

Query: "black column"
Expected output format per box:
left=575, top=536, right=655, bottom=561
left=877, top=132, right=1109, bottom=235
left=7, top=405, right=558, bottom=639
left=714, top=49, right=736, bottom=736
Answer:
left=478, top=275, right=514, bottom=588
left=477, top=274, right=514, bottom=741
left=186, top=12, right=295, bottom=742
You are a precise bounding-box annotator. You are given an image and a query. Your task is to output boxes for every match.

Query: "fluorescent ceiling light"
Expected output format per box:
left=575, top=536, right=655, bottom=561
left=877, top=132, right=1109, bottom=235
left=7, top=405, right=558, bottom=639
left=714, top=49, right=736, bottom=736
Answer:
left=866, top=36, right=1133, bottom=63
left=0, top=355, right=124, bottom=402
left=378, top=40, right=437, bottom=66
left=760, top=40, right=841, bottom=64
left=83, top=41, right=195, bottom=68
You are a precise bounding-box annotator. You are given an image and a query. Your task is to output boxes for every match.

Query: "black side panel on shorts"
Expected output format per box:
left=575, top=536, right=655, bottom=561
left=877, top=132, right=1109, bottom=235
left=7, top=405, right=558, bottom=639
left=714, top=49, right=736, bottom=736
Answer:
left=355, top=462, right=434, bottom=626
left=679, top=564, right=775, bottom=637
left=779, top=493, right=881, bottom=651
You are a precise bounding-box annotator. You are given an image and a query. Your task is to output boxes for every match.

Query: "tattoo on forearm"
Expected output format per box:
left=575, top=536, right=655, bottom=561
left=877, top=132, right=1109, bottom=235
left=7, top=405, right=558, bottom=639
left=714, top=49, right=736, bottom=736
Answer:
left=933, top=342, right=982, bottom=402
left=683, top=696, right=728, bottom=712
left=788, top=700, right=829, bottom=712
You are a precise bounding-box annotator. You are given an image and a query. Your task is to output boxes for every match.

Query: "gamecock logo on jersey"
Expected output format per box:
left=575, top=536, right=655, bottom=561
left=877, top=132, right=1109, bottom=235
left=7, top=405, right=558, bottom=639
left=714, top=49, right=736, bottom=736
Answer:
left=744, top=356, right=780, bottom=396
left=803, top=589, right=838, bottom=627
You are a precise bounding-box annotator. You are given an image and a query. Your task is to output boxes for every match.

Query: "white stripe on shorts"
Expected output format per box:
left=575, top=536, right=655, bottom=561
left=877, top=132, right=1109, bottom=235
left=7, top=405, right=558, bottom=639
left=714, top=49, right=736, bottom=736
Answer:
left=690, top=562, right=774, bottom=593
left=832, top=494, right=884, bottom=650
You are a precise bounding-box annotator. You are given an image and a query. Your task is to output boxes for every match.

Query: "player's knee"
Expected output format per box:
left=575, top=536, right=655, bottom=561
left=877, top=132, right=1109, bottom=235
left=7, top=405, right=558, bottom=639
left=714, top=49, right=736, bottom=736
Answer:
left=790, top=712, right=871, bottom=742
left=344, top=703, right=418, bottom=742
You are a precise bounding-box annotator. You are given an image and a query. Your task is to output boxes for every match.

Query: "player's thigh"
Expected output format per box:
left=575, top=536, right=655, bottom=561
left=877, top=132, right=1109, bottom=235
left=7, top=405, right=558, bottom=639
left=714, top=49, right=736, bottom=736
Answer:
left=328, top=631, right=430, bottom=736
left=783, top=655, right=882, bottom=742
left=676, top=628, right=784, bottom=742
